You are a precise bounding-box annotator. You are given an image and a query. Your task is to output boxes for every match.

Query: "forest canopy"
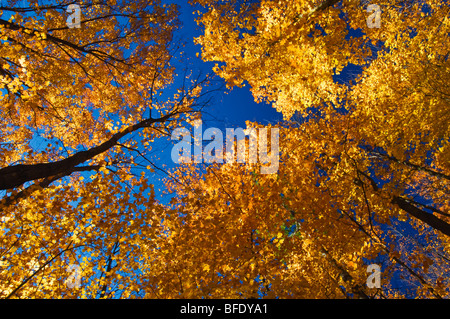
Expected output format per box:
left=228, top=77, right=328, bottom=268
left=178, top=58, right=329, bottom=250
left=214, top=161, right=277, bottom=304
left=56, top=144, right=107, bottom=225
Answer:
left=0, top=0, right=448, bottom=299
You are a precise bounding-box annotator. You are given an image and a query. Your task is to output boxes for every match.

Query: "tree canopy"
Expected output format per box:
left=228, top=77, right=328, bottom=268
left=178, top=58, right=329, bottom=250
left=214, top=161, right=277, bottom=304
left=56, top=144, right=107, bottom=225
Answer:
left=0, top=0, right=449, bottom=299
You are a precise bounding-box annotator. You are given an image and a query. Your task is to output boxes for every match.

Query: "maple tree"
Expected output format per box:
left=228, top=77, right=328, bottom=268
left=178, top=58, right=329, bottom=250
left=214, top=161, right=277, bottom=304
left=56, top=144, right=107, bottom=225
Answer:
left=158, top=115, right=449, bottom=298
left=0, top=0, right=207, bottom=298
left=0, top=0, right=449, bottom=299
left=162, top=0, right=449, bottom=298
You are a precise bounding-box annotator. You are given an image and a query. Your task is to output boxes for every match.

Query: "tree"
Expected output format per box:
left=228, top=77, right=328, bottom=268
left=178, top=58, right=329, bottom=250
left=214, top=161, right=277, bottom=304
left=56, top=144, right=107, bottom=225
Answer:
left=193, top=0, right=450, bottom=242
left=155, top=131, right=374, bottom=298
left=0, top=0, right=207, bottom=298
left=175, top=0, right=450, bottom=297
left=156, top=114, right=449, bottom=298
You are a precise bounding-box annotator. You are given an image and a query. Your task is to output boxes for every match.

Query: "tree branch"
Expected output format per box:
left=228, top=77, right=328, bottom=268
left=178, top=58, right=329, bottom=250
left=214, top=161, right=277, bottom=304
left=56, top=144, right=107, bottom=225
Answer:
left=371, top=151, right=450, bottom=181
left=0, top=112, right=179, bottom=190
left=356, top=169, right=450, bottom=237
left=5, top=241, right=75, bottom=299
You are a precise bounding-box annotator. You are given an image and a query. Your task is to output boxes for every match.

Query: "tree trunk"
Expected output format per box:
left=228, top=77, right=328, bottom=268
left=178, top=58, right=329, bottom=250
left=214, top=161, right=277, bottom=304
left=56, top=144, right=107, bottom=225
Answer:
left=391, top=196, right=450, bottom=237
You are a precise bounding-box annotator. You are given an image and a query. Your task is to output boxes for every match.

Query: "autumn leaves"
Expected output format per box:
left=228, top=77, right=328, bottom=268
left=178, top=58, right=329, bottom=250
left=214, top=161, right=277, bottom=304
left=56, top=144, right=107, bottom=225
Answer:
left=0, top=0, right=448, bottom=299
left=178, top=0, right=450, bottom=298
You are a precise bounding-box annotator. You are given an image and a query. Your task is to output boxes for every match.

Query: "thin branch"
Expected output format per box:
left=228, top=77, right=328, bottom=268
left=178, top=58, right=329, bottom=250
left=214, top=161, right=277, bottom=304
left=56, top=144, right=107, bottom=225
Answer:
left=6, top=241, right=75, bottom=299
